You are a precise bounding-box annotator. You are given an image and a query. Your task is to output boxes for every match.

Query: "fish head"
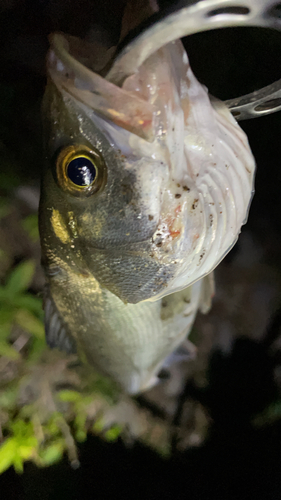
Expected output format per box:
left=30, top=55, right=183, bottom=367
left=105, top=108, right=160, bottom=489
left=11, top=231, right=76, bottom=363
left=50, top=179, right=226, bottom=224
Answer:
left=40, top=33, right=255, bottom=304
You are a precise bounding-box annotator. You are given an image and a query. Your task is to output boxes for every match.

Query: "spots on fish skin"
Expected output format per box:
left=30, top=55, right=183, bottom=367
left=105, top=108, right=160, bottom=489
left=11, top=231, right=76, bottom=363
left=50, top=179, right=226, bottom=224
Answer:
left=192, top=199, right=199, bottom=210
left=198, top=250, right=206, bottom=265
left=51, top=209, right=70, bottom=244
left=183, top=186, right=190, bottom=192
left=209, top=214, right=214, bottom=227
left=148, top=214, right=154, bottom=221
left=68, top=211, right=78, bottom=238
left=175, top=193, right=181, bottom=199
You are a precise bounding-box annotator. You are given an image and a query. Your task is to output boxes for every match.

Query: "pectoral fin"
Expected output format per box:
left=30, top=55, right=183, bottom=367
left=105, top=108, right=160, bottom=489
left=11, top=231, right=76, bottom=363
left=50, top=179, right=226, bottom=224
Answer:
left=43, top=288, right=76, bottom=354
left=161, top=339, right=197, bottom=369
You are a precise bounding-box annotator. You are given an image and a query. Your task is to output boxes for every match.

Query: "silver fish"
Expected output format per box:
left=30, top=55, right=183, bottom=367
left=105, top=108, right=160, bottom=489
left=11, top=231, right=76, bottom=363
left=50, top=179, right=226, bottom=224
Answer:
left=40, top=1, right=256, bottom=394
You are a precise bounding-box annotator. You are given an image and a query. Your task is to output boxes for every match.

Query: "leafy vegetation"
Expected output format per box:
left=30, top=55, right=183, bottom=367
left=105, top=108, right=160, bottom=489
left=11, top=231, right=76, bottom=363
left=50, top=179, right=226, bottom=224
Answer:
left=0, top=260, right=44, bottom=359
left=0, top=241, right=170, bottom=474
left=0, top=254, right=125, bottom=473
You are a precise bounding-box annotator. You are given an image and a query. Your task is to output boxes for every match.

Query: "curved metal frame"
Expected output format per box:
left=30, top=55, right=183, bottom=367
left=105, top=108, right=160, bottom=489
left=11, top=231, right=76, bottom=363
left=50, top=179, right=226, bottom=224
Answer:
left=106, top=0, right=281, bottom=120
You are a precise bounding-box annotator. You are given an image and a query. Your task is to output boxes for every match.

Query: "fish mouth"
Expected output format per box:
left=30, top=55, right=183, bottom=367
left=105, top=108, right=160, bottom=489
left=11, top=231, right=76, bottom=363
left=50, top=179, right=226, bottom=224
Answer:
left=48, top=33, right=157, bottom=142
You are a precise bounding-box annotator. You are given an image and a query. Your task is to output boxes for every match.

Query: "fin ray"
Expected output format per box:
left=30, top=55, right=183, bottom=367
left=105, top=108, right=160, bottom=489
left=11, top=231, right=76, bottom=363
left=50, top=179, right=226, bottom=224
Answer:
left=43, top=288, right=76, bottom=354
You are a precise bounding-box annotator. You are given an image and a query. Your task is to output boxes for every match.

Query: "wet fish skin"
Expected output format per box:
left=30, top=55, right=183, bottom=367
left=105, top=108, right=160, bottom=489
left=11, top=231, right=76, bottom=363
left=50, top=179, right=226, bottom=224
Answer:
left=40, top=31, right=255, bottom=394
left=39, top=74, right=208, bottom=394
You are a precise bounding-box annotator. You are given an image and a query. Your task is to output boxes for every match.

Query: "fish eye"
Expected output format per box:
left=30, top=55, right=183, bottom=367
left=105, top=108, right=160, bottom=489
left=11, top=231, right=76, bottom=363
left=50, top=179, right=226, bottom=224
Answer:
left=56, top=144, right=106, bottom=196
left=67, top=156, right=97, bottom=187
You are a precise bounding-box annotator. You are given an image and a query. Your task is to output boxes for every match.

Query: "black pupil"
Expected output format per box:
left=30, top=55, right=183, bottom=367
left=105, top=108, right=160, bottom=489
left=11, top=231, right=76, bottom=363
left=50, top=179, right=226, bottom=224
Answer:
left=67, top=157, right=96, bottom=187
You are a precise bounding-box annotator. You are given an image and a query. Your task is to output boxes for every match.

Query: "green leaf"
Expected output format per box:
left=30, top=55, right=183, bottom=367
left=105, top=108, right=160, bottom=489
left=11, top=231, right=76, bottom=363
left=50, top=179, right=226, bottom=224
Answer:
left=0, top=286, right=10, bottom=301
left=74, top=413, right=87, bottom=442
left=92, top=417, right=105, bottom=433
left=6, top=261, right=35, bottom=295
left=45, top=417, right=60, bottom=437
left=0, top=307, right=15, bottom=326
left=89, top=373, right=118, bottom=402
left=27, top=337, right=46, bottom=362
left=0, top=386, right=18, bottom=409
left=0, top=438, right=16, bottom=474
left=13, top=294, right=43, bottom=316
left=19, top=443, right=36, bottom=460
left=58, top=390, right=82, bottom=403
left=40, top=442, right=64, bottom=466
left=75, top=430, right=87, bottom=443
left=12, top=454, right=24, bottom=473
left=104, top=425, right=122, bottom=442
left=0, top=323, right=11, bottom=341
left=19, top=404, right=37, bottom=419
left=0, top=341, right=20, bottom=360
left=22, top=215, right=39, bottom=242
left=15, top=310, right=44, bottom=339
left=10, top=419, right=34, bottom=438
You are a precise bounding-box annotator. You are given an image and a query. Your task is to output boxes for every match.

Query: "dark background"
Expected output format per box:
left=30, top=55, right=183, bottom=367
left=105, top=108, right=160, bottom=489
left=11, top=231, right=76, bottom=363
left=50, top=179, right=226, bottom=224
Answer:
left=1, top=1, right=281, bottom=498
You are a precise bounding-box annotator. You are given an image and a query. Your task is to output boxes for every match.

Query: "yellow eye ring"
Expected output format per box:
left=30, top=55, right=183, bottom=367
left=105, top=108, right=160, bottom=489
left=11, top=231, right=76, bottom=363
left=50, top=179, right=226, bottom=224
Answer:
left=56, top=144, right=106, bottom=196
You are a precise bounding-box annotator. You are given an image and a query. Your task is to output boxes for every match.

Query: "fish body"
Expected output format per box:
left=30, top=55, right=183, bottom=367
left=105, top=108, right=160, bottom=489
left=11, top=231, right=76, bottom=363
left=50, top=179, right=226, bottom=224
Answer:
left=40, top=21, right=255, bottom=393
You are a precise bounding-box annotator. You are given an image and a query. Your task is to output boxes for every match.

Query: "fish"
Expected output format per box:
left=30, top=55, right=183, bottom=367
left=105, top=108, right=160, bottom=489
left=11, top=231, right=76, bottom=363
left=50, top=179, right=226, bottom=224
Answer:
left=39, top=1, right=255, bottom=394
